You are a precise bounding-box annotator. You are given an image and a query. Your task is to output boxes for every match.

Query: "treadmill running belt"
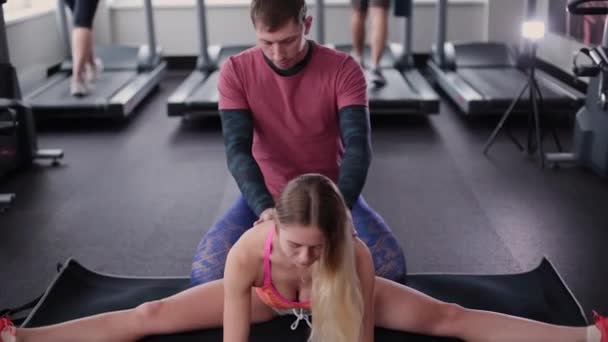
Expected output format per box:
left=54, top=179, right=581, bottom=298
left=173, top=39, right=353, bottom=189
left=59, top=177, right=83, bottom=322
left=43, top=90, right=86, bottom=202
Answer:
left=29, top=71, right=136, bottom=107
left=217, top=46, right=252, bottom=64
left=21, top=258, right=587, bottom=341
left=458, top=68, right=565, bottom=101
left=369, top=69, right=420, bottom=105
left=188, top=71, right=220, bottom=109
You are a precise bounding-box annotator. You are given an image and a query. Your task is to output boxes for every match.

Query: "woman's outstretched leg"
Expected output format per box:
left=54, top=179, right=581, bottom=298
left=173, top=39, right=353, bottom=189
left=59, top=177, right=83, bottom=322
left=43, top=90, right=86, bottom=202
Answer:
left=373, top=276, right=596, bottom=342
left=11, top=280, right=275, bottom=342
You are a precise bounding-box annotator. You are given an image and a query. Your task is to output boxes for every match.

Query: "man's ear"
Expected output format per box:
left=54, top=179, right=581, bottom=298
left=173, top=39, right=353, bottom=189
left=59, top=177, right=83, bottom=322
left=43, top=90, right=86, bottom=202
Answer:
left=304, top=15, right=313, bottom=35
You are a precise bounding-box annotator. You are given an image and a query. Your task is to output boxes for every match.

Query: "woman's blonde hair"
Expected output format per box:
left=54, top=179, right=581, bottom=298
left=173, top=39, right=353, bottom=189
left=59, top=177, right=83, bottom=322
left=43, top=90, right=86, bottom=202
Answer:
left=275, top=174, right=364, bottom=342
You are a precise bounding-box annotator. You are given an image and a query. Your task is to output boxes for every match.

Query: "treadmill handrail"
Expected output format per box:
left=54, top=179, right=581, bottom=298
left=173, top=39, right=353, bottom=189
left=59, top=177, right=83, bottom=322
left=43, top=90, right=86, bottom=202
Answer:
left=196, top=0, right=214, bottom=70
left=56, top=0, right=72, bottom=60
left=0, top=1, right=9, bottom=65
left=315, top=0, right=325, bottom=44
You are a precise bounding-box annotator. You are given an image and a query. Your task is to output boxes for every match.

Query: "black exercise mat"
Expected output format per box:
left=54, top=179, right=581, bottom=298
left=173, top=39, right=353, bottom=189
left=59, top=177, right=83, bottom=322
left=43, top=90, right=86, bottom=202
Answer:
left=21, top=257, right=587, bottom=341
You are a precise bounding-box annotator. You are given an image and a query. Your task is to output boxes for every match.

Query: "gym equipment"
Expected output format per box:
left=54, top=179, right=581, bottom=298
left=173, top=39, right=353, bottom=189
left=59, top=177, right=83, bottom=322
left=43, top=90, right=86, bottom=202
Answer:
left=428, top=0, right=584, bottom=116
left=546, top=0, right=608, bottom=177
left=167, top=0, right=250, bottom=118
left=18, top=257, right=587, bottom=341
left=326, top=0, right=439, bottom=115
left=0, top=0, right=63, bottom=211
left=483, top=10, right=563, bottom=168
left=25, top=0, right=167, bottom=120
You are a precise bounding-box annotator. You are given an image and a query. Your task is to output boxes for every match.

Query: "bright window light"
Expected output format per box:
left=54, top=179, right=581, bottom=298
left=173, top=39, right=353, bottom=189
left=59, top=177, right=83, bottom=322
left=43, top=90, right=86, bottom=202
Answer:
left=522, top=20, right=546, bottom=40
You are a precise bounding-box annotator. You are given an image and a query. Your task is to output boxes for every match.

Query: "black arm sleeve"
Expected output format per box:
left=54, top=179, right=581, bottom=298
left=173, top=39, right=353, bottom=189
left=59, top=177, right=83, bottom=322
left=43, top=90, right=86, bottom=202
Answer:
left=337, top=105, right=372, bottom=209
left=220, top=109, right=275, bottom=216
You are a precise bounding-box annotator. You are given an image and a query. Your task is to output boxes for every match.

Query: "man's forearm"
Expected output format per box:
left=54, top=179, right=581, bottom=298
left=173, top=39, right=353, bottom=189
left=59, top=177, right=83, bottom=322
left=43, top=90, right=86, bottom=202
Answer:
left=338, top=105, right=372, bottom=208
left=221, top=109, right=274, bottom=215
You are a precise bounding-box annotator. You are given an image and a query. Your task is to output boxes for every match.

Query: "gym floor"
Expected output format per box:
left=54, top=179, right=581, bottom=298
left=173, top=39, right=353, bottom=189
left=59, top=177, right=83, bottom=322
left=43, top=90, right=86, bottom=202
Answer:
left=1, top=71, right=607, bottom=322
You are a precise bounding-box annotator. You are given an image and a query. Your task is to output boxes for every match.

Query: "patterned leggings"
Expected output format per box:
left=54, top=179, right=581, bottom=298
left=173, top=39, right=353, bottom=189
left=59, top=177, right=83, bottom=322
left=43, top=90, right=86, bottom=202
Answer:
left=191, top=196, right=407, bottom=285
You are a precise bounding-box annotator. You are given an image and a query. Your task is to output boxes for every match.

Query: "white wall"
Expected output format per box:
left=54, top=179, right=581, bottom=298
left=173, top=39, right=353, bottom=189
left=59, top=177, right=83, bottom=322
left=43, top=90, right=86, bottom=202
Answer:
left=486, top=0, right=526, bottom=46
left=6, top=13, right=64, bottom=92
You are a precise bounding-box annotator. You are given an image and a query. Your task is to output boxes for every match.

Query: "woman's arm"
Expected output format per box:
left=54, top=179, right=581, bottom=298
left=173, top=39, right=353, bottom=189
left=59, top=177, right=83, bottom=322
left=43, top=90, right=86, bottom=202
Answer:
left=355, top=238, right=376, bottom=342
left=223, top=238, right=257, bottom=342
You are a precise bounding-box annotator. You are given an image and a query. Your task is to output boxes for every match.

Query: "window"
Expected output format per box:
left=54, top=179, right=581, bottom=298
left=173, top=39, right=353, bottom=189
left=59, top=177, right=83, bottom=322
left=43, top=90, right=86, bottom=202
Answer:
left=3, top=0, right=56, bottom=23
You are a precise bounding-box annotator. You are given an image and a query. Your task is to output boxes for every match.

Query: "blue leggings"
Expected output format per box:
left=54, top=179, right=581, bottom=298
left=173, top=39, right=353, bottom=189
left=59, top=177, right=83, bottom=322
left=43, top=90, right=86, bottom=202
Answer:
left=191, top=196, right=407, bottom=285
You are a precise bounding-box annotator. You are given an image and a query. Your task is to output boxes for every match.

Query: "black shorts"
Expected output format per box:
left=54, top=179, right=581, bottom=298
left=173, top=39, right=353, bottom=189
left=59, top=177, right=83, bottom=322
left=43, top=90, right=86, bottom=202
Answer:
left=351, top=0, right=390, bottom=11
left=64, top=0, right=100, bottom=29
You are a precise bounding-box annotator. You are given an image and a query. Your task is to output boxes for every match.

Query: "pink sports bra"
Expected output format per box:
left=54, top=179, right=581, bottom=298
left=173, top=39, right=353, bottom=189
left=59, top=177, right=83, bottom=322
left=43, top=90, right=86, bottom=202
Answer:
left=254, top=228, right=312, bottom=311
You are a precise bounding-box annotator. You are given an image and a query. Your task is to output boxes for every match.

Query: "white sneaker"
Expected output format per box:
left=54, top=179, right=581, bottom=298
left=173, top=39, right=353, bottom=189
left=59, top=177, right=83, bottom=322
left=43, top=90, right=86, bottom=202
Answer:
left=85, top=58, right=104, bottom=84
left=368, top=68, right=387, bottom=88
left=70, top=77, right=89, bottom=97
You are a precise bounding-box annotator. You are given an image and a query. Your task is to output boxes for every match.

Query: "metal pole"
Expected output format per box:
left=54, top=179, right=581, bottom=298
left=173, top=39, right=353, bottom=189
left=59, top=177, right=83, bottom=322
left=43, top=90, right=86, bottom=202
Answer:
left=0, top=2, right=9, bottom=64
left=315, top=0, right=325, bottom=44
left=436, top=0, right=447, bottom=67
left=603, top=16, right=608, bottom=48
left=197, top=0, right=211, bottom=68
left=402, top=16, right=412, bottom=64
left=56, top=0, right=71, bottom=59
left=144, top=0, right=157, bottom=63
left=526, top=0, right=537, bottom=18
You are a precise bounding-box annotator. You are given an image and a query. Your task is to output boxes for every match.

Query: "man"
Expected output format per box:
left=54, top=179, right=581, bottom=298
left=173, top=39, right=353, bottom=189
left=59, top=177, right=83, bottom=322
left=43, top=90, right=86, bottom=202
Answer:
left=351, top=0, right=391, bottom=87
left=191, top=0, right=406, bottom=285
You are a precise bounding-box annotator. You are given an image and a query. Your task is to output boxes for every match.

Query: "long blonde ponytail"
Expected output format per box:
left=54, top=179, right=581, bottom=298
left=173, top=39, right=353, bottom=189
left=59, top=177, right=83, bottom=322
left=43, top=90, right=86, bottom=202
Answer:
left=310, top=212, right=364, bottom=342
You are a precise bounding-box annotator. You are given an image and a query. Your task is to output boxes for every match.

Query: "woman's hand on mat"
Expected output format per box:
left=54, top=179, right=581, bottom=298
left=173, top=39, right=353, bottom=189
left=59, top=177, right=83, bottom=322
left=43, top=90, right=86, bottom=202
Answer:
left=254, top=208, right=276, bottom=226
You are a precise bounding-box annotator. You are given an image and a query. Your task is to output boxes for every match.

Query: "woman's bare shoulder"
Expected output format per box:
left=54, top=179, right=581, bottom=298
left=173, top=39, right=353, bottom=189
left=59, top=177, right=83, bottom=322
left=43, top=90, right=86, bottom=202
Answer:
left=354, top=237, right=374, bottom=274
left=227, top=221, right=275, bottom=278
left=237, top=220, right=274, bottom=249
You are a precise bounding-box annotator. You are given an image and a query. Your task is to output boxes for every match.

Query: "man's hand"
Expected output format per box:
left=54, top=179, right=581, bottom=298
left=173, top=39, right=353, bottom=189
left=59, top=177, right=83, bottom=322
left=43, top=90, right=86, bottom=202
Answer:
left=254, top=208, right=276, bottom=226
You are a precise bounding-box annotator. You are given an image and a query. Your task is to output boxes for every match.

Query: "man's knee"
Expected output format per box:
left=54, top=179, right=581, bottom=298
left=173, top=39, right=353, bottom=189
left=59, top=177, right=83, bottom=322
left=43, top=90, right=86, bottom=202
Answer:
left=371, top=232, right=407, bottom=283
left=191, top=240, right=228, bottom=285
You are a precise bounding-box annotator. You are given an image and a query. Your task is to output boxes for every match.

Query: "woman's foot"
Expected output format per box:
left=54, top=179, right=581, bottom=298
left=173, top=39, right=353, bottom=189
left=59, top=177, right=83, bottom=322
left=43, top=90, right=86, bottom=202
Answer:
left=368, top=67, right=387, bottom=88
left=0, top=317, right=16, bottom=342
left=594, top=311, right=608, bottom=342
left=70, top=76, right=89, bottom=97
left=85, top=58, right=104, bottom=84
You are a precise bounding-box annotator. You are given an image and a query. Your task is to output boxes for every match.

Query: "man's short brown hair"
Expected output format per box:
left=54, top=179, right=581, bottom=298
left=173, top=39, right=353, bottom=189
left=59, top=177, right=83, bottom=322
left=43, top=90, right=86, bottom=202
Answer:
left=250, top=0, right=307, bottom=31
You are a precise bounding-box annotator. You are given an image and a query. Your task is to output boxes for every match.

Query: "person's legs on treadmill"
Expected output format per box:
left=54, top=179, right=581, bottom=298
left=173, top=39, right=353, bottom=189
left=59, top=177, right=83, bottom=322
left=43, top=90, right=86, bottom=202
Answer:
left=351, top=0, right=367, bottom=67
left=369, top=2, right=389, bottom=87
left=84, top=0, right=103, bottom=85
left=70, top=27, right=92, bottom=96
left=84, top=32, right=103, bottom=85
left=69, top=0, right=100, bottom=96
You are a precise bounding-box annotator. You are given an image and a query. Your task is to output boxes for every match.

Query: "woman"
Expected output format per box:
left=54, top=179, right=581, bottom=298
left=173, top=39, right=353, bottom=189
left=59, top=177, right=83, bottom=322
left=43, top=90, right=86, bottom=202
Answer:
left=1, top=174, right=606, bottom=342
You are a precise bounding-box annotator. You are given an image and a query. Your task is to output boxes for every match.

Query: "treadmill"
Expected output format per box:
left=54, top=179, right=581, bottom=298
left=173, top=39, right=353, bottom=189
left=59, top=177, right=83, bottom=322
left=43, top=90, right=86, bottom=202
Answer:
left=427, top=0, right=584, bottom=116
left=167, top=0, right=251, bottom=117
left=323, top=0, right=439, bottom=115
left=25, top=0, right=167, bottom=120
